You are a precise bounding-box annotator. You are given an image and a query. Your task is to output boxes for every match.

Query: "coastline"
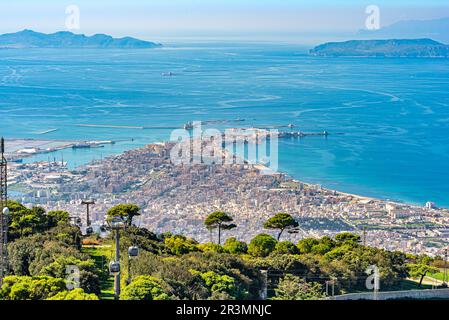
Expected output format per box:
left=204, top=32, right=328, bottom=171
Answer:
left=254, top=163, right=433, bottom=210
left=8, top=140, right=449, bottom=256
left=8, top=137, right=443, bottom=211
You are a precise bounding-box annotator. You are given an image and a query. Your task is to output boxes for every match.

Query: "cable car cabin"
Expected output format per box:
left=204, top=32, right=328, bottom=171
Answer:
left=86, top=227, right=94, bottom=235
left=128, top=246, right=139, bottom=257
left=109, top=261, right=120, bottom=274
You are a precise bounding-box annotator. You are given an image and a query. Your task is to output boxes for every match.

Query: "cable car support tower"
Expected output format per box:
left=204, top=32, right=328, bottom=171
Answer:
left=0, top=137, right=9, bottom=286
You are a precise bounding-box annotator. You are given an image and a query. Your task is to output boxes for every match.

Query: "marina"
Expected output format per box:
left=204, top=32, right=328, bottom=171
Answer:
left=4, top=138, right=119, bottom=161
left=7, top=141, right=449, bottom=257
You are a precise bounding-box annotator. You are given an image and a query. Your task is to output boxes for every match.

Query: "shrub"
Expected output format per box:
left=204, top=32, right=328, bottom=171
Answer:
left=334, top=233, right=361, bottom=245
left=223, top=238, right=248, bottom=254
left=190, top=270, right=238, bottom=299
left=275, top=241, right=299, bottom=255
left=248, top=234, right=277, bottom=257
left=120, top=276, right=173, bottom=300
left=197, top=243, right=225, bottom=253
left=47, top=288, right=99, bottom=300
left=297, top=238, right=319, bottom=254
left=164, top=235, right=198, bottom=255
left=0, top=276, right=66, bottom=300
left=32, top=254, right=101, bottom=295
left=273, top=274, right=325, bottom=300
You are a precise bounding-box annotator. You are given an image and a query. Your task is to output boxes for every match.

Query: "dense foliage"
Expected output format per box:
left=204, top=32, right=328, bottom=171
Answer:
left=248, top=234, right=278, bottom=257
left=273, top=274, right=326, bottom=300
left=47, top=288, right=100, bottom=300
left=6, top=200, right=70, bottom=240
left=120, top=276, right=172, bottom=300
left=3, top=201, right=101, bottom=300
left=1, top=203, right=444, bottom=300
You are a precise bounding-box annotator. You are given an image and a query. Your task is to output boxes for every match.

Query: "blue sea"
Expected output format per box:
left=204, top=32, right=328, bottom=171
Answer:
left=0, top=43, right=448, bottom=207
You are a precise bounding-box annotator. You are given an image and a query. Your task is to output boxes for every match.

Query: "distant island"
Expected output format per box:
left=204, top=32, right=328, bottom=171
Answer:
left=0, top=29, right=162, bottom=49
left=359, top=17, right=449, bottom=44
left=309, top=39, right=449, bottom=58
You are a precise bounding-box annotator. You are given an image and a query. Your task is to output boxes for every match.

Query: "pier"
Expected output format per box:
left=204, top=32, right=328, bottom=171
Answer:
left=4, top=138, right=119, bottom=161
left=76, top=123, right=333, bottom=137
left=36, top=129, right=58, bottom=135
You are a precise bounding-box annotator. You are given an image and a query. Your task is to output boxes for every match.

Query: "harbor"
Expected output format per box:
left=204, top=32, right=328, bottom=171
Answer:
left=4, top=138, right=118, bottom=162
left=6, top=141, right=449, bottom=258
left=4, top=124, right=334, bottom=162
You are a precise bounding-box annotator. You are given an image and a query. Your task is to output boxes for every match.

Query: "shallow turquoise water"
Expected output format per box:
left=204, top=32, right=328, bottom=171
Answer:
left=0, top=44, right=448, bottom=207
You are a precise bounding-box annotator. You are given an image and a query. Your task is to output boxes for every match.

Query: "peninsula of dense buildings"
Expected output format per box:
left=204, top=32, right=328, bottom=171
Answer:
left=7, top=140, right=449, bottom=257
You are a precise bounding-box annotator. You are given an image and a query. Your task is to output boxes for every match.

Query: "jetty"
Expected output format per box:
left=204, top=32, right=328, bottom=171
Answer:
left=4, top=138, right=119, bottom=159
left=36, top=129, right=58, bottom=135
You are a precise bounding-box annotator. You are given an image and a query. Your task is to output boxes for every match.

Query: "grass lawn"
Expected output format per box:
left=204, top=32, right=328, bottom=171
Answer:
left=396, top=279, right=433, bottom=291
left=429, top=269, right=448, bottom=283
left=82, top=245, right=115, bottom=300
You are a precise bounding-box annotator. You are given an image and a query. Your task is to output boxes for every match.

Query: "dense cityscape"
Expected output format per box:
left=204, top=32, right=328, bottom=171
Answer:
left=7, top=140, right=449, bottom=257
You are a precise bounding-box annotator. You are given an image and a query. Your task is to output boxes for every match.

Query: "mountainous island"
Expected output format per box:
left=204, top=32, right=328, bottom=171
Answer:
left=0, top=30, right=161, bottom=49
left=309, top=38, right=449, bottom=58
left=359, top=17, right=449, bottom=44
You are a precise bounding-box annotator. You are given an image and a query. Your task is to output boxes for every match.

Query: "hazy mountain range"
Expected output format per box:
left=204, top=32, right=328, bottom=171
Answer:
left=0, top=30, right=161, bottom=49
left=310, top=38, right=449, bottom=58
left=359, top=17, right=449, bottom=44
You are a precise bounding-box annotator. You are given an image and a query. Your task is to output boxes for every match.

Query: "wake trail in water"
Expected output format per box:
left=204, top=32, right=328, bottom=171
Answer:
left=218, top=95, right=281, bottom=109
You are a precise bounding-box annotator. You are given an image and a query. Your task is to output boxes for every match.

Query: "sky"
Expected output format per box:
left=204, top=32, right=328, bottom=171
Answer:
left=0, top=0, right=448, bottom=42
